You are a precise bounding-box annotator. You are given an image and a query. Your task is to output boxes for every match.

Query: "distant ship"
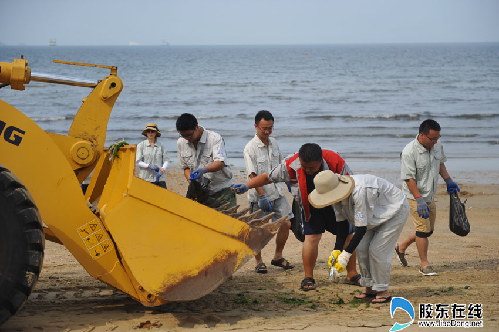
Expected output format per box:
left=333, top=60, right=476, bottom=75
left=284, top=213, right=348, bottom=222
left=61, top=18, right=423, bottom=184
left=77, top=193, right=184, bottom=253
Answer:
left=161, top=40, right=170, bottom=46
left=49, top=38, right=56, bottom=46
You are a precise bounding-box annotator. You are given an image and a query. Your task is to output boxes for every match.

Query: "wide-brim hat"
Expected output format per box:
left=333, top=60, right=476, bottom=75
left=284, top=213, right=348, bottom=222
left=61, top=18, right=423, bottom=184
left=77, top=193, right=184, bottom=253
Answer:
left=142, top=123, right=161, bottom=137
left=308, top=171, right=355, bottom=208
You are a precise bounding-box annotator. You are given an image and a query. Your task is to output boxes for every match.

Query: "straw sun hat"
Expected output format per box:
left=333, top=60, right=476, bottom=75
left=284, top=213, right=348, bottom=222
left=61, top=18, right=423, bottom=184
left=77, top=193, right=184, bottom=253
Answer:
left=308, top=170, right=355, bottom=208
left=142, top=123, right=161, bottom=137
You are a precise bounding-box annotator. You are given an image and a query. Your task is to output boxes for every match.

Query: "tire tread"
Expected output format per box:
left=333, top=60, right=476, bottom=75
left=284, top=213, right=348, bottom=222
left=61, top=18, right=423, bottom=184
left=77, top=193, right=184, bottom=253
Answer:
left=0, top=166, right=44, bottom=326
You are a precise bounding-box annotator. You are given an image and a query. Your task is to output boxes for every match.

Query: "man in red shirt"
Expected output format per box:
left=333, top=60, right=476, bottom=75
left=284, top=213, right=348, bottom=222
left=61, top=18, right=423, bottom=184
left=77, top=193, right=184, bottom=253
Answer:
left=233, top=143, right=360, bottom=291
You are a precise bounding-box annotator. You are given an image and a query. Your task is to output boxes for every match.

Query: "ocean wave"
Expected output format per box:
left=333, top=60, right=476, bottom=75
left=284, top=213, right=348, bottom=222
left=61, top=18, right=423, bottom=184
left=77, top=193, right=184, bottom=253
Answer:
left=276, top=133, right=415, bottom=139
left=125, top=114, right=227, bottom=121
left=266, top=95, right=299, bottom=101
left=128, top=115, right=179, bottom=120
left=452, top=113, right=499, bottom=119
left=274, top=132, right=485, bottom=139
left=196, top=115, right=228, bottom=120
left=304, top=113, right=422, bottom=121
left=202, top=83, right=228, bottom=87
left=215, top=99, right=238, bottom=105
left=32, top=116, right=73, bottom=121
left=363, top=113, right=420, bottom=119
left=108, top=128, right=190, bottom=133
left=300, top=112, right=499, bottom=121
left=106, top=128, right=139, bottom=132
left=359, top=88, right=399, bottom=93
left=105, top=137, right=131, bottom=142
left=221, top=134, right=254, bottom=139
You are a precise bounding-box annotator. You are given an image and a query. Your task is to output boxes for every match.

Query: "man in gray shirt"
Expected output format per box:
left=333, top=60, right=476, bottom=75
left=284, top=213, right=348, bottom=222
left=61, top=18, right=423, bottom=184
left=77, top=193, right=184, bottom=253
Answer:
left=395, top=119, right=460, bottom=276
left=243, top=110, right=294, bottom=274
left=176, top=113, right=236, bottom=208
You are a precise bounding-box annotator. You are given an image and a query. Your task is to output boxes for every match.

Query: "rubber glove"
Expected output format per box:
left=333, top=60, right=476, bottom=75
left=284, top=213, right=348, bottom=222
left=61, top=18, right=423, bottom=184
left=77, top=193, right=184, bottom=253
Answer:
left=149, top=164, right=160, bottom=172
left=334, top=250, right=352, bottom=273
left=153, top=171, right=161, bottom=184
left=286, top=182, right=292, bottom=193
left=328, top=250, right=341, bottom=270
left=189, top=167, right=208, bottom=180
left=416, top=196, right=431, bottom=219
left=258, top=194, right=273, bottom=212
left=444, top=177, right=460, bottom=195
left=231, top=183, right=249, bottom=194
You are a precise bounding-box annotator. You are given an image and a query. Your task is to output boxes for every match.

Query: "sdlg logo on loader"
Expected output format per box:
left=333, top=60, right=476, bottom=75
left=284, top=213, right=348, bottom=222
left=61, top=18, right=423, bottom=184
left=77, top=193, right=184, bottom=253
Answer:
left=0, top=120, right=25, bottom=146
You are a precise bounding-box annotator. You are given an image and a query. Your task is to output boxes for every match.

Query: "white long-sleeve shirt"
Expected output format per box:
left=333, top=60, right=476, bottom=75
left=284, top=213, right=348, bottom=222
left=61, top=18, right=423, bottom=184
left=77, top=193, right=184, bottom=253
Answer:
left=135, top=140, right=168, bottom=182
left=334, top=174, right=407, bottom=229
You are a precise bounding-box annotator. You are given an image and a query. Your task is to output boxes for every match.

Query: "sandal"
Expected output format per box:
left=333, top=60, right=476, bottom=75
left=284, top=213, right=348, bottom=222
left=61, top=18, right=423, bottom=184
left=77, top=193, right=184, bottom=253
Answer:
left=255, top=263, right=268, bottom=274
left=354, top=291, right=377, bottom=300
left=395, top=243, right=408, bottom=267
left=271, top=257, right=295, bottom=270
left=372, top=296, right=392, bottom=304
left=342, top=274, right=362, bottom=286
left=300, top=277, right=316, bottom=291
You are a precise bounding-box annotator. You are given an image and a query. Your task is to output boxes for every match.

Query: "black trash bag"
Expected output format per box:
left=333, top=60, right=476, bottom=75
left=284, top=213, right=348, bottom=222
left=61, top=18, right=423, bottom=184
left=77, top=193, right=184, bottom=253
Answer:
left=290, top=199, right=305, bottom=242
left=449, top=192, right=470, bottom=237
left=186, top=177, right=211, bottom=204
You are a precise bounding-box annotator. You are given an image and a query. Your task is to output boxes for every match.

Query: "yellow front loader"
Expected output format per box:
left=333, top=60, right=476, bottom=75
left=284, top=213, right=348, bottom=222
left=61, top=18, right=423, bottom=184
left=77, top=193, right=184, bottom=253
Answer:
left=0, top=58, right=283, bottom=326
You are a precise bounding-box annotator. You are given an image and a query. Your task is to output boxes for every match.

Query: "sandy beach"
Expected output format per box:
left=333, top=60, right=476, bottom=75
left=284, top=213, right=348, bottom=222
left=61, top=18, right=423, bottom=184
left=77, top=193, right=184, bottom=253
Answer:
left=2, top=167, right=498, bottom=332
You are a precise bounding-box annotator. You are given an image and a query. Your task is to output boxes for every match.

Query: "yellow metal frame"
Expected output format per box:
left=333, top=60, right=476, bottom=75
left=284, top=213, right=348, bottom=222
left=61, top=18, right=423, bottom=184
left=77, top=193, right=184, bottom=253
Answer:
left=0, top=58, right=31, bottom=90
left=1, top=58, right=279, bottom=306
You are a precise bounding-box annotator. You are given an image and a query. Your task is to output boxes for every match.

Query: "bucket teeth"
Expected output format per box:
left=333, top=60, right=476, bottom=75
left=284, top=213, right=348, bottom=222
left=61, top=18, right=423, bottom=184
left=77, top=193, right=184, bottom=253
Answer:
left=238, top=209, right=262, bottom=223
left=213, top=202, right=230, bottom=211
left=229, top=207, right=250, bottom=218
left=220, top=205, right=240, bottom=215
left=248, top=213, right=275, bottom=227
left=261, top=216, right=287, bottom=233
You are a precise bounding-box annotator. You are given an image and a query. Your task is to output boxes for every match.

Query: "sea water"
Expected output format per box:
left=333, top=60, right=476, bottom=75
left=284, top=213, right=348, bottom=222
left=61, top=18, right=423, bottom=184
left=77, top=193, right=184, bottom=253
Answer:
left=1, top=43, right=498, bottom=184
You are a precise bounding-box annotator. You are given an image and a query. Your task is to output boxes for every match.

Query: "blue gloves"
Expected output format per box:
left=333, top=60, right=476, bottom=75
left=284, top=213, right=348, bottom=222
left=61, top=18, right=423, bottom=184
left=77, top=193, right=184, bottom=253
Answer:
left=444, top=177, right=460, bottom=195
left=416, top=196, right=431, bottom=219
left=231, top=183, right=249, bottom=194
left=149, top=164, right=160, bottom=172
left=153, top=171, right=162, bottom=184
left=189, top=167, right=208, bottom=180
left=286, top=182, right=292, bottom=193
left=258, top=194, right=273, bottom=212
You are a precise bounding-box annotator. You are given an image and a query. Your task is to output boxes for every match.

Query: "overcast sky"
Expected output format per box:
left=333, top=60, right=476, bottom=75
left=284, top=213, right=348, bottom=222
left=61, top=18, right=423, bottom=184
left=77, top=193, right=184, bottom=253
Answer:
left=2, top=0, right=499, bottom=46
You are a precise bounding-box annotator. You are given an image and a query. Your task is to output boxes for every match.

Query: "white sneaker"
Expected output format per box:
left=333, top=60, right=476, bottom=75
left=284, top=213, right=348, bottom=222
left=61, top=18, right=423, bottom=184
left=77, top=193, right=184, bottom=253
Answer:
left=419, top=265, right=438, bottom=276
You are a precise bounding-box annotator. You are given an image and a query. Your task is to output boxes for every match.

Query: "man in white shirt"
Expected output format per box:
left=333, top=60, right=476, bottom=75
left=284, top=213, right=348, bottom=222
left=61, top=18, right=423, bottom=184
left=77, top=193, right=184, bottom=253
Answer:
left=309, top=171, right=410, bottom=304
left=243, top=110, right=294, bottom=274
left=395, top=119, right=460, bottom=276
left=176, top=113, right=236, bottom=208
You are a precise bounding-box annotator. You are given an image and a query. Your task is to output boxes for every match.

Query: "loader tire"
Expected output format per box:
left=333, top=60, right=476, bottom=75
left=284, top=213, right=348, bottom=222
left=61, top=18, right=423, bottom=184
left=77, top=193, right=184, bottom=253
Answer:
left=0, top=165, right=44, bottom=327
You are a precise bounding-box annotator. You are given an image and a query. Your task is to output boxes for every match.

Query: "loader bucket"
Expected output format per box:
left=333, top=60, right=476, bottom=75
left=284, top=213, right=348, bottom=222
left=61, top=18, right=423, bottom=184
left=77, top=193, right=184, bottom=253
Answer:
left=85, top=145, right=283, bottom=305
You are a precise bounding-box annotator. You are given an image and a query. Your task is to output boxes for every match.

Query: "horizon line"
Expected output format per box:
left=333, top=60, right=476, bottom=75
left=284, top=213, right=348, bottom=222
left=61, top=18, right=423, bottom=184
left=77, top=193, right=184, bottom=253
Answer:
left=2, top=41, right=499, bottom=47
